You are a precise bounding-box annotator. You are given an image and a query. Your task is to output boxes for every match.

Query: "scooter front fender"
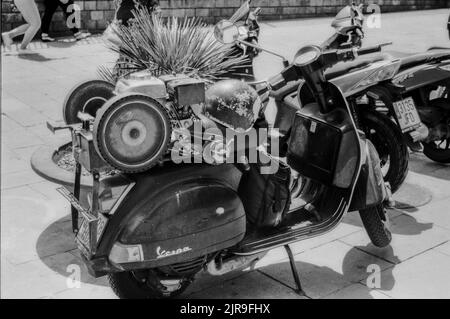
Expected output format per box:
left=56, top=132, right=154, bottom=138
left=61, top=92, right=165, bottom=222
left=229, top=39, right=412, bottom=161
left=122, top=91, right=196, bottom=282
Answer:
left=349, top=138, right=387, bottom=212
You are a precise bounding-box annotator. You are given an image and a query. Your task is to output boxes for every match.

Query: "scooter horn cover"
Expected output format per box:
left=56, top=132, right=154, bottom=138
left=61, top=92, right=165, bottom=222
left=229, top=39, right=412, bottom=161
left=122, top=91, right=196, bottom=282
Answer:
left=93, top=93, right=172, bottom=173
left=204, top=79, right=262, bottom=132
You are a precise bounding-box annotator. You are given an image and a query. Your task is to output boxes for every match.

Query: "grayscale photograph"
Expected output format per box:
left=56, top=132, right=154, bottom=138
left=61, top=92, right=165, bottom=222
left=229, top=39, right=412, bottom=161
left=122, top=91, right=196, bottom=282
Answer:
left=1, top=0, right=450, bottom=304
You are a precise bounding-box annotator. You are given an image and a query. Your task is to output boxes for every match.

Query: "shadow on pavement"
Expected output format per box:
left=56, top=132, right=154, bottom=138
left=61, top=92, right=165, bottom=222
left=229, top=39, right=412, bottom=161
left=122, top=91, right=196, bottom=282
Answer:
left=343, top=209, right=433, bottom=236
left=36, top=215, right=108, bottom=287
left=37, top=214, right=402, bottom=298
left=186, top=245, right=398, bottom=299
left=17, top=53, right=58, bottom=62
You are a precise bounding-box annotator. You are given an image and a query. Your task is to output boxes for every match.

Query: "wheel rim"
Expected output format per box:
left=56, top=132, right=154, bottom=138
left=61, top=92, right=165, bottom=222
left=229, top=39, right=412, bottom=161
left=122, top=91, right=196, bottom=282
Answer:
left=82, top=96, right=108, bottom=117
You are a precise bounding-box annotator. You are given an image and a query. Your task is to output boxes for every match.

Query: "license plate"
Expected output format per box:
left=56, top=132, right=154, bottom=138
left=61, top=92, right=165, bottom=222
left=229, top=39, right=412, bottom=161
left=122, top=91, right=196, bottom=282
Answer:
left=57, top=187, right=107, bottom=257
left=76, top=217, right=91, bottom=251
left=76, top=214, right=108, bottom=255
left=393, top=97, right=422, bottom=132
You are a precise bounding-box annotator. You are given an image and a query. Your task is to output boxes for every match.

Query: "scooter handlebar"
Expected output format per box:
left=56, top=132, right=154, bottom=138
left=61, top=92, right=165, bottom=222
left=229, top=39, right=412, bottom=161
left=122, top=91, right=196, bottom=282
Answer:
left=357, top=42, right=392, bottom=56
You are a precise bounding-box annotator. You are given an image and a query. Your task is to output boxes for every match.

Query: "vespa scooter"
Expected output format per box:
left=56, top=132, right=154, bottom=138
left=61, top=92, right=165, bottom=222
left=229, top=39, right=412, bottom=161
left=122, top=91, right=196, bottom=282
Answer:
left=49, top=19, right=393, bottom=299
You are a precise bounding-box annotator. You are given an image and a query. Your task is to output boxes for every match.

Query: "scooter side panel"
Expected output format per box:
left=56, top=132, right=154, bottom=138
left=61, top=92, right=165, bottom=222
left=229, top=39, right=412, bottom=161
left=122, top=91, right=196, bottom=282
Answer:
left=95, top=163, right=244, bottom=271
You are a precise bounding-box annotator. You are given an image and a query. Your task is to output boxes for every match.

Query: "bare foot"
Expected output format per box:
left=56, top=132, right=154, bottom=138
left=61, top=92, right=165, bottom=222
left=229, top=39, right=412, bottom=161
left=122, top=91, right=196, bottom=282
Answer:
left=2, top=32, right=13, bottom=50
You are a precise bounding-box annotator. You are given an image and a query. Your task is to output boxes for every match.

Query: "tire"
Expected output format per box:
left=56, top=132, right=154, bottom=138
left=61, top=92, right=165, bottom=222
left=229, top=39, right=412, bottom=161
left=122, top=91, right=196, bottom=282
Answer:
left=93, top=94, right=172, bottom=173
left=359, top=109, right=409, bottom=193
left=109, top=270, right=192, bottom=299
left=423, top=142, right=450, bottom=164
left=359, top=205, right=392, bottom=248
left=422, top=99, right=450, bottom=164
left=63, top=80, right=115, bottom=124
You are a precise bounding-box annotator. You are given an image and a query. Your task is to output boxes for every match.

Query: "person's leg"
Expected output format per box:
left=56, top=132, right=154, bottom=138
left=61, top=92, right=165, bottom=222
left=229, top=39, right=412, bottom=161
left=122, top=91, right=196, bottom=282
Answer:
left=14, top=0, right=41, bottom=49
left=58, top=0, right=79, bottom=34
left=2, top=24, right=29, bottom=49
left=41, top=0, right=58, bottom=34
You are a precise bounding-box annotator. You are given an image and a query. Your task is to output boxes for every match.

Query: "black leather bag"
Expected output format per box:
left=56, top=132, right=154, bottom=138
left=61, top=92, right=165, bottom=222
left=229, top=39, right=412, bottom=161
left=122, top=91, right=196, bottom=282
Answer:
left=238, top=161, right=291, bottom=228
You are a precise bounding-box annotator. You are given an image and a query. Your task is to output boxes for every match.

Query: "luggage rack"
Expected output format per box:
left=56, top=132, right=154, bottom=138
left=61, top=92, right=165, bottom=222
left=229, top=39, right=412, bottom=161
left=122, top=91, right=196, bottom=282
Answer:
left=47, top=112, right=112, bottom=258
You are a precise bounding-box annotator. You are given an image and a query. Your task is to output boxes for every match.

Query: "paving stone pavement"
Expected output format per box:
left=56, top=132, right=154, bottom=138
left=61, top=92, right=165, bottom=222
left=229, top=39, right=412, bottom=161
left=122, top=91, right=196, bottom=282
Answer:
left=1, top=9, right=450, bottom=299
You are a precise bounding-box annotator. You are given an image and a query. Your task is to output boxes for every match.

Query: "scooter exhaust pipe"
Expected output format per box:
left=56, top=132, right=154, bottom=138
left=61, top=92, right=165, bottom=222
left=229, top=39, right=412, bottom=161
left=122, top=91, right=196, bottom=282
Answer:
left=206, top=252, right=266, bottom=276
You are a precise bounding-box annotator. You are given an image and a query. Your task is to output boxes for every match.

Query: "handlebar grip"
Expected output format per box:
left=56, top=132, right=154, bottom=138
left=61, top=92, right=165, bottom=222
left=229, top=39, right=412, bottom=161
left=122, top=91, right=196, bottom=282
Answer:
left=357, top=45, right=382, bottom=56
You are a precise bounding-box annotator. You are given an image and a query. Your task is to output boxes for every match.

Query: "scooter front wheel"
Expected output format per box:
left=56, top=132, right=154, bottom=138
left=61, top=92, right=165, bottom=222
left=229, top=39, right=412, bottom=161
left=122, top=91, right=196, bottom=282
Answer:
left=359, top=205, right=392, bottom=248
left=109, top=269, right=193, bottom=299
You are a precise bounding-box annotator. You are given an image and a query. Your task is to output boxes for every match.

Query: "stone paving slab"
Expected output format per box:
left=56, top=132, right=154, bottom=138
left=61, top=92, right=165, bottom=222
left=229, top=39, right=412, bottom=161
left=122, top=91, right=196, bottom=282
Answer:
left=376, top=250, right=450, bottom=299
left=1, top=251, right=101, bottom=299
left=1, top=192, right=72, bottom=265
left=339, top=214, right=450, bottom=264
left=256, top=240, right=395, bottom=299
left=435, top=241, right=450, bottom=257
left=188, top=271, right=306, bottom=299
left=323, top=283, right=392, bottom=299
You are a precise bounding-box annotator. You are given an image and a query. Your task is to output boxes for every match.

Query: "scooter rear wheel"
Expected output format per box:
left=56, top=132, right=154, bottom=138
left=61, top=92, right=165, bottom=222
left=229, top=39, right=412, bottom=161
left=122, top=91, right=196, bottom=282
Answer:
left=359, top=205, right=392, bottom=248
left=109, top=270, right=192, bottom=299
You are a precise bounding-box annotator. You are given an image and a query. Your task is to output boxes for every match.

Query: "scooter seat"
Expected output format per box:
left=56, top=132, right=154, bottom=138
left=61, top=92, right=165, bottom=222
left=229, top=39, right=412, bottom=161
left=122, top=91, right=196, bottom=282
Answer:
left=325, top=53, right=386, bottom=80
left=325, top=48, right=450, bottom=80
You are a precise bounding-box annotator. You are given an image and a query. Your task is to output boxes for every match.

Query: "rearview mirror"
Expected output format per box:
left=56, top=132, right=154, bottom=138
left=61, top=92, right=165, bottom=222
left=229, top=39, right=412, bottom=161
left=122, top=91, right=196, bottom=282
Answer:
left=214, top=20, right=239, bottom=44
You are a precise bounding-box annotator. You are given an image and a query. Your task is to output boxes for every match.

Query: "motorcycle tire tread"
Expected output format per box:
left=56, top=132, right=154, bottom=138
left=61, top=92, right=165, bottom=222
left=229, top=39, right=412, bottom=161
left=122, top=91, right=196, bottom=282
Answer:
left=359, top=205, right=392, bottom=248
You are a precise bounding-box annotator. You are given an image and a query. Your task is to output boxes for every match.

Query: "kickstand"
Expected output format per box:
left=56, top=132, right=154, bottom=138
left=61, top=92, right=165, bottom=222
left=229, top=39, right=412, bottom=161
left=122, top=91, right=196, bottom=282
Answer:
left=284, top=244, right=306, bottom=297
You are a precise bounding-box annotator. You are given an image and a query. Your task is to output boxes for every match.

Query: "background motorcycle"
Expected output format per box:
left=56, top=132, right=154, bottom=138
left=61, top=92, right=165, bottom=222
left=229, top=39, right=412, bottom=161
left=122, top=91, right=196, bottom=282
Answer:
left=361, top=50, right=450, bottom=164
left=272, top=4, right=408, bottom=193
left=328, top=5, right=450, bottom=164
left=50, top=19, right=393, bottom=299
left=223, top=0, right=261, bottom=80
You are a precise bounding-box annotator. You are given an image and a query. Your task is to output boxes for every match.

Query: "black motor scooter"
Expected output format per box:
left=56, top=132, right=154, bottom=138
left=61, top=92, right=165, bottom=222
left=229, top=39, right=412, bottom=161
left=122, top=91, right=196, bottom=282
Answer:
left=49, top=18, right=393, bottom=298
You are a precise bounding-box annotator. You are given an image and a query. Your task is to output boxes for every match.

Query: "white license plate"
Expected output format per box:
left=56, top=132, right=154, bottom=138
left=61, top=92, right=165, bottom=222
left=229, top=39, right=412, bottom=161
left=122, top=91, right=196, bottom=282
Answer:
left=393, top=97, right=422, bottom=132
